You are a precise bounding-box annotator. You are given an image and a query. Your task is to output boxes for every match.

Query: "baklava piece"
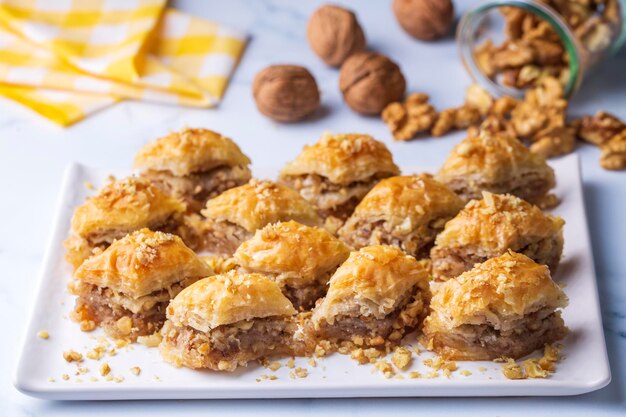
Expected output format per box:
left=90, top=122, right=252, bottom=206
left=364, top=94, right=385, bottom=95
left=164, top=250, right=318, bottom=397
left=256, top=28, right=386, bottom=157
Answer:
left=134, top=128, right=252, bottom=213
left=338, top=175, right=464, bottom=259
left=306, top=245, right=431, bottom=351
left=69, top=229, right=212, bottom=340
left=430, top=192, right=564, bottom=281
left=234, top=221, right=351, bottom=310
left=421, top=251, right=568, bottom=360
left=159, top=271, right=298, bottom=371
left=279, top=133, right=400, bottom=225
left=63, top=177, right=186, bottom=269
left=198, top=179, right=322, bottom=256
left=435, top=129, right=556, bottom=206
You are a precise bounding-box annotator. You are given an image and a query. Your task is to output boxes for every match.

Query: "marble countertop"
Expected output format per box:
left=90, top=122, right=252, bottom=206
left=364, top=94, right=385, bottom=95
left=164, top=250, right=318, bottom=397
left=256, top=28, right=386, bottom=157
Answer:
left=1, top=0, right=625, bottom=415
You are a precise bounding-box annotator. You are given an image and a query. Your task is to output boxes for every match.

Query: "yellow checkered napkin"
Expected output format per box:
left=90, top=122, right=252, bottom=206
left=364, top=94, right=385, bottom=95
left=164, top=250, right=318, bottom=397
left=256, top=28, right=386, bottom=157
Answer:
left=0, top=0, right=248, bottom=126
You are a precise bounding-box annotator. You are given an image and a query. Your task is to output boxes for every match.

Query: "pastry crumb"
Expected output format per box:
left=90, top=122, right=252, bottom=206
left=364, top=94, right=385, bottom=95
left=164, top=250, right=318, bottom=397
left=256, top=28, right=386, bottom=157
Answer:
left=62, top=373, right=70, bottom=381
left=460, top=370, right=472, bottom=377
left=79, top=320, right=96, bottom=332
left=99, top=363, right=111, bottom=377
left=77, top=366, right=89, bottom=374
left=308, top=358, right=317, bottom=368
left=48, top=377, right=55, bottom=383
left=423, top=356, right=457, bottom=375
left=86, top=346, right=106, bottom=360
left=113, top=376, right=124, bottom=383
left=63, top=350, right=83, bottom=363
left=268, top=362, right=281, bottom=371
left=37, top=330, right=49, bottom=339
left=84, top=181, right=95, bottom=190
left=286, top=357, right=296, bottom=369
left=130, top=366, right=141, bottom=376
left=391, top=347, right=412, bottom=370
left=90, top=377, right=99, bottom=382
left=501, top=358, right=525, bottom=380
left=523, top=358, right=550, bottom=378
left=373, top=360, right=395, bottom=379
left=137, top=333, right=162, bottom=347
left=409, top=371, right=421, bottom=379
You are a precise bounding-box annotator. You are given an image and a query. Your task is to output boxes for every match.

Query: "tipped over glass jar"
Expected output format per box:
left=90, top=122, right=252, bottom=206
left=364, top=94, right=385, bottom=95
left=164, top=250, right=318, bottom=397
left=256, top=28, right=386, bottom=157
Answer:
left=458, top=0, right=626, bottom=98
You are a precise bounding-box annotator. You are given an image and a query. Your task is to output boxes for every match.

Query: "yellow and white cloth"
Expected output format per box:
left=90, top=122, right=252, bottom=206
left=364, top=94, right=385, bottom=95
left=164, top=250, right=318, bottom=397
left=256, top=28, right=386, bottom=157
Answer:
left=0, top=0, right=248, bottom=126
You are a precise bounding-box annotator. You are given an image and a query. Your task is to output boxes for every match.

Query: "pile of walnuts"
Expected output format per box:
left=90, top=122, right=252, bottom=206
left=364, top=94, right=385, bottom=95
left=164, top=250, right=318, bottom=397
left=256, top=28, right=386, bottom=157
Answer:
left=474, top=0, right=622, bottom=89
left=252, top=2, right=455, bottom=122
left=381, top=76, right=626, bottom=171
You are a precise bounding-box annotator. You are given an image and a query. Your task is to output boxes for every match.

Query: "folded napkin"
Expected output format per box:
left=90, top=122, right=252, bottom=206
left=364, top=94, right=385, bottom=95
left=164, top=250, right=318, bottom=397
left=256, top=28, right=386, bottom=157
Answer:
left=0, top=0, right=247, bottom=126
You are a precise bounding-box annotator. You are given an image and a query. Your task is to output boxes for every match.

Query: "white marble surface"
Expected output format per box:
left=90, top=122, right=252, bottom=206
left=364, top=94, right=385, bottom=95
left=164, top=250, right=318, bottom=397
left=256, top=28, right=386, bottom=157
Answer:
left=1, top=0, right=624, bottom=415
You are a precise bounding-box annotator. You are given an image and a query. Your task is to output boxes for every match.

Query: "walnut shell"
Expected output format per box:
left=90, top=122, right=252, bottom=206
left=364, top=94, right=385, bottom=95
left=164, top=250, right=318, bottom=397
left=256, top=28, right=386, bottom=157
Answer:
left=339, top=52, right=406, bottom=115
left=393, top=0, right=454, bottom=41
left=252, top=65, right=320, bottom=123
left=307, top=4, right=366, bottom=67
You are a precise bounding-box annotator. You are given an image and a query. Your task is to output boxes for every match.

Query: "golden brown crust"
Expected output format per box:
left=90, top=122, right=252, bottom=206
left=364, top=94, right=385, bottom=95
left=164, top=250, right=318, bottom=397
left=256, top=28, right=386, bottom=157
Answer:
left=166, top=271, right=297, bottom=332
left=434, top=192, right=564, bottom=254
left=436, top=131, right=555, bottom=198
left=312, top=245, right=431, bottom=324
left=133, top=128, right=251, bottom=176
left=74, top=229, right=213, bottom=298
left=70, top=176, right=185, bottom=239
left=234, top=220, right=350, bottom=287
left=279, top=133, right=400, bottom=185
left=343, top=174, right=464, bottom=234
left=200, top=179, right=322, bottom=232
left=428, top=251, right=568, bottom=329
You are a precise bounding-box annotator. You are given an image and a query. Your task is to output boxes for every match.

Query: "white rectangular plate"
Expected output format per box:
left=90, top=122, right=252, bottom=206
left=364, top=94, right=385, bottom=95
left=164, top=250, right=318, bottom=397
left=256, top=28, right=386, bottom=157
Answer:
left=14, top=154, right=610, bottom=400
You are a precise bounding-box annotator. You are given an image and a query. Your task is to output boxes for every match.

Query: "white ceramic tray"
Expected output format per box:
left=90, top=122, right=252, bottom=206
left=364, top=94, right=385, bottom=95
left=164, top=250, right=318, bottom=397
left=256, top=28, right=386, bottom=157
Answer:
left=14, top=154, right=610, bottom=400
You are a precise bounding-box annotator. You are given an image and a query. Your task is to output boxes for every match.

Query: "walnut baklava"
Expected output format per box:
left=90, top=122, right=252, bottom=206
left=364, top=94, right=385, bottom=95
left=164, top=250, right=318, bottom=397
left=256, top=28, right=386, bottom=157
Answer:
left=306, top=245, right=431, bottom=351
left=69, top=229, right=212, bottom=340
left=197, top=179, right=322, bottom=256
left=436, top=129, right=556, bottom=207
left=234, top=220, right=350, bottom=310
left=279, top=133, right=400, bottom=226
left=338, top=174, right=464, bottom=259
left=63, top=176, right=185, bottom=269
left=422, top=251, right=568, bottom=360
left=430, top=192, right=564, bottom=281
left=134, top=128, right=251, bottom=213
left=159, top=271, right=298, bottom=371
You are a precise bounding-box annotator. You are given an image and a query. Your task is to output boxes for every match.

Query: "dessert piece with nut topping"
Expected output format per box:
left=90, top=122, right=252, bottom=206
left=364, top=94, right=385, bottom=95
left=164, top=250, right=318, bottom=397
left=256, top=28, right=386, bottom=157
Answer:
left=305, top=245, right=431, bottom=353
left=430, top=192, right=564, bottom=281
left=159, top=271, right=299, bottom=371
left=422, top=251, right=568, bottom=360
left=197, top=179, right=323, bottom=256
left=63, top=176, right=186, bottom=270
left=279, top=133, right=400, bottom=228
left=338, top=174, right=464, bottom=259
left=234, top=221, right=350, bottom=310
left=436, top=126, right=557, bottom=207
left=69, top=229, right=212, bottom=341
left=134, top=128, right=251, bottom=214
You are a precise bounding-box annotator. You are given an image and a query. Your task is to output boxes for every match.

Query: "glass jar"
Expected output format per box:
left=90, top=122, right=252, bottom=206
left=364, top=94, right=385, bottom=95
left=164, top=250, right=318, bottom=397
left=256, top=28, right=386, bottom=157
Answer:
left=457, top=0, right=626, bottom=98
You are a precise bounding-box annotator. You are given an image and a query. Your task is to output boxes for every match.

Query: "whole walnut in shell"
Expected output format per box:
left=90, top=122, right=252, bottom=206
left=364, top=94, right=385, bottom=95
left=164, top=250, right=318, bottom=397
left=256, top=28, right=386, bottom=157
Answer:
left=393, top=0, right=454, bottom=41
left=307, top=4, right=366, bottom=67
left=252, top=65, right=320, bottom=122
left=339, top=52, right=406, bottom=115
